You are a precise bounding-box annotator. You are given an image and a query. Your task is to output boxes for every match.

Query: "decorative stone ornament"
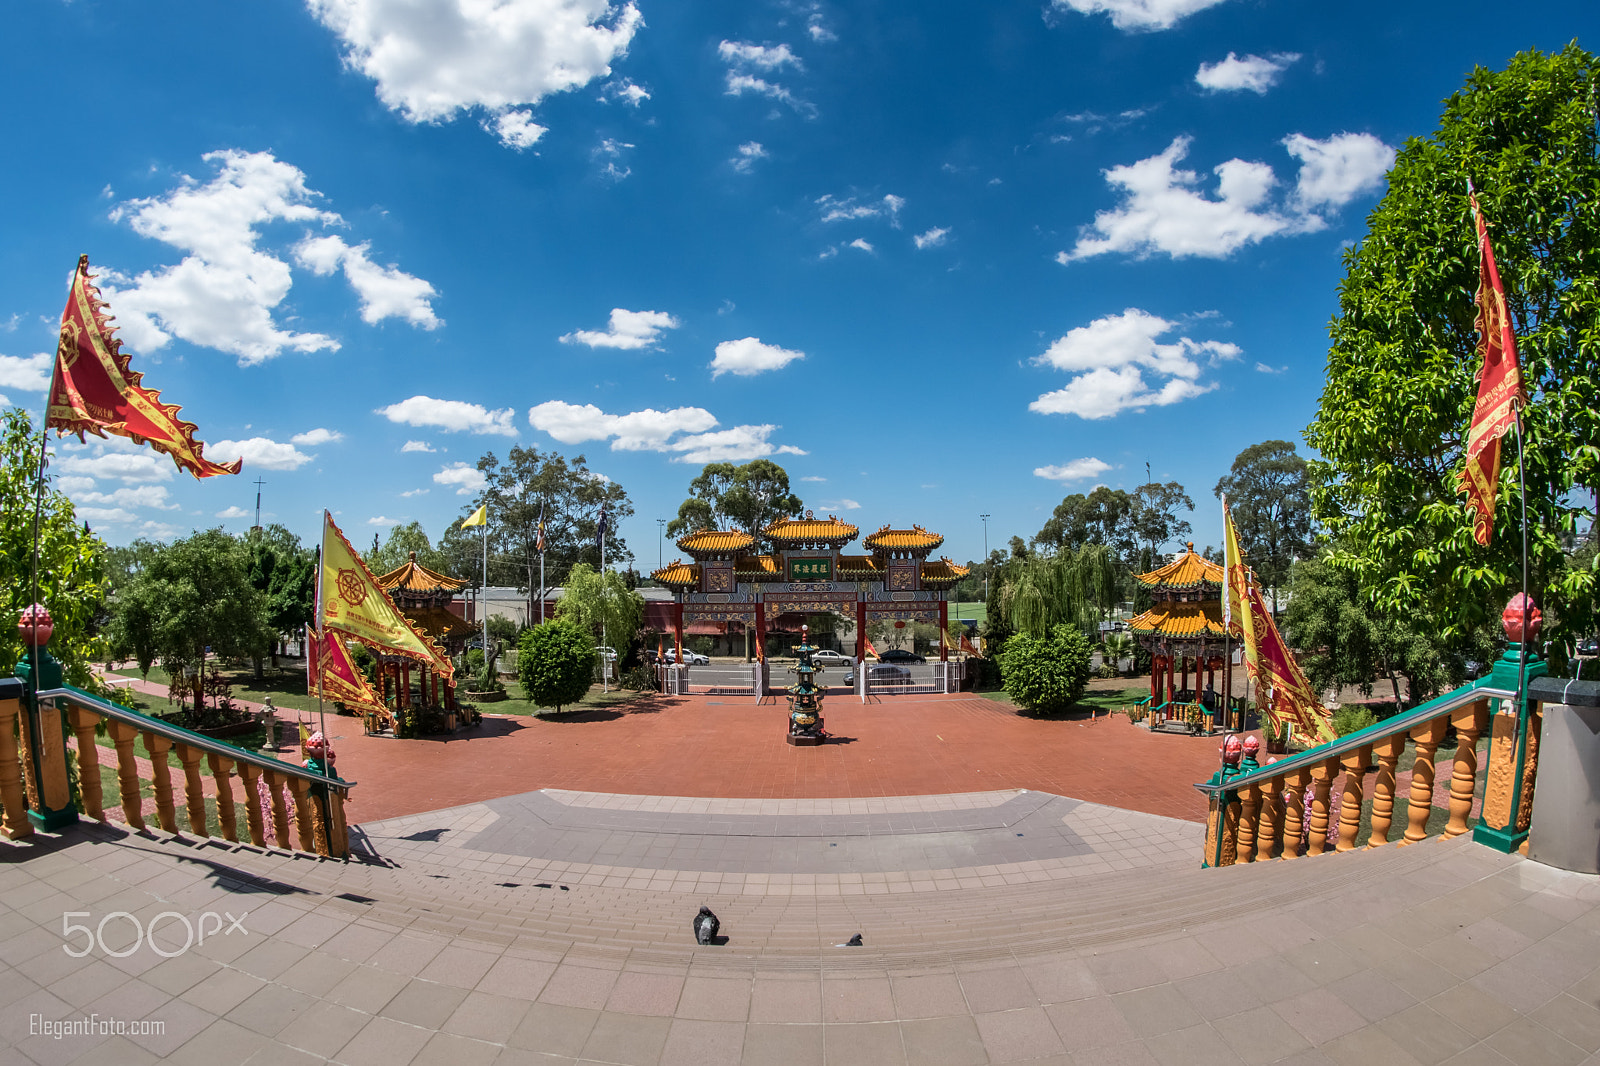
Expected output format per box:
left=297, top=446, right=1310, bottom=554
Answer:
left=17, top=603, right=53, bottom=648
left=1501, top=594, right=1541, bottom=644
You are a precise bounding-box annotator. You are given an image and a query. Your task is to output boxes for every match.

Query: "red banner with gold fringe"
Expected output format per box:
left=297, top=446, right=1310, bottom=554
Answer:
left=1456, top=194, right=1526, bottom=546
left=47, top=255, right=241, bottom=479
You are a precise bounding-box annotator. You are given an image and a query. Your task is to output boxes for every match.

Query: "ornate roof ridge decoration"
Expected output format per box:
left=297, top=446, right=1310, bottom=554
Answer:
left=1126, top=600, right=1230, bottom=640
left=918, top=556, right=969, bottom=587
left=863, top=523, right=945, bottom=554
left=652, top=560, right=699, bottom=586
left=676, top=528, right=756, bottom=556
left=1133, top=541, right=1224, bottom=590
left=734, top=555, right=781, bottom=577
left=376, top=550, right=468, bottom=595
left=764, top=509, right=860, bottom=544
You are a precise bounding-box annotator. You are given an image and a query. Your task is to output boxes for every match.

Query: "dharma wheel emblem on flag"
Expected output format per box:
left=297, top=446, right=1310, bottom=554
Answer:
left=336, top=568, right=368, bottom=607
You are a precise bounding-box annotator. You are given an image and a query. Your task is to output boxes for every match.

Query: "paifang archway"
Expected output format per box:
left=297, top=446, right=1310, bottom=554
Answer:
left=651, top=513, right=969, bottom=663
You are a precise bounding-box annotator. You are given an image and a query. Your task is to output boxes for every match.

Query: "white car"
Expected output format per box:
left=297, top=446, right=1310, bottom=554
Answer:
left=806, top=650, right=853, bottom=667
left=661, top=649, right=710, bottom=665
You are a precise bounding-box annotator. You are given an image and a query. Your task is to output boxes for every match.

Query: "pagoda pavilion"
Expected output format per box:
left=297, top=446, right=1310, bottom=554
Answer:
left=652, top=513, right=968, bottom=664
left=374, top=552, right=477, bottom=716
left=1126, top=542, right=1232, bottom=731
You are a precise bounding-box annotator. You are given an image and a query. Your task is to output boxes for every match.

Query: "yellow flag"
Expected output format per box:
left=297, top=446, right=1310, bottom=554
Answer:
left=1222, top=499, right=1254, bottom=674
left=462, top=505, right=487, bottom=528
left=319, top=511, right=450, bottom=672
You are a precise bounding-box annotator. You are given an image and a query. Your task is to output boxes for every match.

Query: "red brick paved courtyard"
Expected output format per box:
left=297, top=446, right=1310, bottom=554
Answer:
left=305, top=693, right=1227, bottom=825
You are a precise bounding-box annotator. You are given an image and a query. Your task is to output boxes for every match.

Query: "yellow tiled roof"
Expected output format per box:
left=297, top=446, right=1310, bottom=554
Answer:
left=652, top=561, right=699, bottom=586
left=1133, top=543, right=1224, bottom=590
left=835, top=554, right=881, bottom=576
left=404, top=605, right=478, bottom=641
left=919, top=557, right=970, bottom=586
left=676, top=529, right=756, bottom=554
left=765, top=513, right=860, bottom=543
left=735, top=555, right=781, bottom=577
left=377, top=552, right=467, bottom=594
left=863, top=524, right=944, bottom=552
left=1126, top=601, right=1229, bottom=639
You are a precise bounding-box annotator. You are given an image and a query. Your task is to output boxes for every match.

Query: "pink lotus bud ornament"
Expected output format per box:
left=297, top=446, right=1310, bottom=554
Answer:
left=18, top=604, right=53, bottom=648
left=1242, top=734, right=1261, bottom=756
left=1502, top=594, right=1541, bottom=644
left=1221, top=734, right=1243, bottom=766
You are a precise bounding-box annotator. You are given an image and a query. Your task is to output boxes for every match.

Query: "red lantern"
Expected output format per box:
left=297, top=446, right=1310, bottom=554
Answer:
left=894, top=621, right=905, bottom=629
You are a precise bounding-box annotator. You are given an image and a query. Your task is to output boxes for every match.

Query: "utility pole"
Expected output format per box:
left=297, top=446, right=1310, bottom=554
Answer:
left=656, top=517, right=666, bottom=570
left=252, top=477, right=265, bottom=530
left=979, top=514, right=991, bottom=601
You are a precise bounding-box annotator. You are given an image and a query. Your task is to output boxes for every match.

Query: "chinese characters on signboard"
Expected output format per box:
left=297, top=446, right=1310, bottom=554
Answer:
left=787, top=557, right=834, bottom=582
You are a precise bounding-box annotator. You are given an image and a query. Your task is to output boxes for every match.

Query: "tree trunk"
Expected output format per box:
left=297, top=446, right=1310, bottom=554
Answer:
left=1387, top=672, right=1404, bottom=714
left=194, top=648, right=206, bottom=714
left=254, top=655, right=264, bottom=681
left=270, top=639, right=280, bottom=669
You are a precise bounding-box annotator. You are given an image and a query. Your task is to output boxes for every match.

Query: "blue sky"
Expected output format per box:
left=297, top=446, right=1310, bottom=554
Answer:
left=1, top=0, right=1594, bottom=570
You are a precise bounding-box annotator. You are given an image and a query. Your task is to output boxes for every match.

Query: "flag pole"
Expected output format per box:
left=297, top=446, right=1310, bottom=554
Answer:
left=481, top=509, right=489, bottom=661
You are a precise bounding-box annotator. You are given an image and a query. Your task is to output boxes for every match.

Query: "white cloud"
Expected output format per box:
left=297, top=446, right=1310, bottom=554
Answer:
left=1195, top=52, right=1300, bottom=93
left=560, top=308, right=680, bottom=350
left=367, top=515, right=400, bottom=527
left=1029, top=308, right=1239, bottom=420
left=1059, top=133, right=1395, bottom=263
left=731, top=142, right=768, bottom=173
left=710, top=337, right=805, bottom=377
left=294, top=235, right=441, bottom=328
left=490, top=109, right=547, bottom=149
left=527, top=400, right=802, bottom=461
left=807, top=12, right=836, bottom=41
left=1255, top=362, right=1287, bottom=374
left=0, top=352, right=51, bottom=391
left=818, top=246, right=838, bottom=260
left=377, top=395, right=517, bottom=436
left=291, top=427, right=343, bottom=446
left=401, top=439, right=437, bottom=452
left=1283, top=132, right=1396, bottom=212
left=400, top=487, right=429, bottom=497
left=528, top=401, right=717, bottom=447
left=604, top=79, right=650, bottom=107
left=913, top=227, right=949, bottom=250
left=724, top=73, right=808, bottom=113
left=307, top=0, right=642, bottom=146
left=216, top=505, right=250, bottom=519
left=848, top=238, right=874, bottom=253
left=56, top=476, right=96, bottom=493
left=800, top=475, right=826, bottom=482
left=1034, top=458, right=1112, bottom=482
left=717, top=41, right=801, bottom=70
left=433, top=462, right=487, bottom=495
left=76, top=507, right=139, bottom=525
left=1060, top=137, right=1295, bottom=261
left=818, top=193, right=905, bottom=226
left=104, top=150, right=437, bottom=363
left=822, top=498, right=861, bottom=510
left=74, top=485, right=177, bottom=510
left=1050, top=0, right=1229, bottom=32
left=0, top=393, right=9, bottom=408
left=55, top=451, right=174, bottom=484
left=208, top=437, right=315, bottom=470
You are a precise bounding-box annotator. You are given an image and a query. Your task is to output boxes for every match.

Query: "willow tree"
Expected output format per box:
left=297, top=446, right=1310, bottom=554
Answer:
left=1001, top=544, right=1121, bottom=639
left=1305, top=44, right=1600, bottom=650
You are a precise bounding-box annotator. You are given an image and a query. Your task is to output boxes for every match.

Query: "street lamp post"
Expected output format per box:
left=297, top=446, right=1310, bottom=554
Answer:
left=656, top=518, right=666, bottom=571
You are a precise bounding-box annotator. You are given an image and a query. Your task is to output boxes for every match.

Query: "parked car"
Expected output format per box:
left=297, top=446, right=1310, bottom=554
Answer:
left=807, top=649, right=853, bottom=667
left=878, top=648, right=926, bottom=665
left=844, top=663, right=912, bottom=686
left=661, top=649, right=710, bottom=665
left=596, top=646, right=619, bottom=660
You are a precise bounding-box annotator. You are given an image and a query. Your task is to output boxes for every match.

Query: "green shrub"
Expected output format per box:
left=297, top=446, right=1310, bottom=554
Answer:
left=620, top=665, right=655, bottom=691
left=487, top=615, right=520, bottom=644
left=518, top=619, right=596, bottom=713
left=465, top=648, right=485, bottom=673
left=1332, top=704, right=1378, bottom=737
left=998, top=624, right=1092, bottom=713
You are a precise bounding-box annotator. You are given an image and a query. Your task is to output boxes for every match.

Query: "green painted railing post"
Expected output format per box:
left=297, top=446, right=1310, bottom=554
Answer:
left=1473, top=640, right=1546, bottom=853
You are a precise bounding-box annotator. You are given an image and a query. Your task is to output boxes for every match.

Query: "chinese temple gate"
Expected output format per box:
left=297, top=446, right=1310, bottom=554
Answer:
left=1127, top=543, right=1231, bottom=731
left=651, top=513, right=968, bottom=663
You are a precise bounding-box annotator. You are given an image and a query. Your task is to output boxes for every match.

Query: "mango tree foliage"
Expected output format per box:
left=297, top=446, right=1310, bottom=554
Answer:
left=0, top=408, right=107, bottom=687
left=1305, top=45, right=1600, bottom=648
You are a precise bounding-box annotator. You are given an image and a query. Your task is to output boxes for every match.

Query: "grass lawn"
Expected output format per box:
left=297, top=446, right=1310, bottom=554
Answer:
left=483, top=679, right=655, bottom=717
left=949, top=602, right=987, bottom=628
left=111, top=662, right=327, bottom=714
left=977, top=685, right=1145, bottom=716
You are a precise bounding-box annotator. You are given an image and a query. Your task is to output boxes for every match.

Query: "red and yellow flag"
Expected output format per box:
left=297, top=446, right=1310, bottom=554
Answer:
left=1456, top=193, right=1526, bottom=546
left=307, top=627, right=384, bottom=713
left=47, top=255, right=241, bottom=479
left=319, top=511, right=452, bottom=677
left=1224, top=501, right=1335, bottom=745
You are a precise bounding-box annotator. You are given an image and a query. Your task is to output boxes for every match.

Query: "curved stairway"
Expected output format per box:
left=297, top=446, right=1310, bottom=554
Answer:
left=3, top=791, right=1597, bottom=1066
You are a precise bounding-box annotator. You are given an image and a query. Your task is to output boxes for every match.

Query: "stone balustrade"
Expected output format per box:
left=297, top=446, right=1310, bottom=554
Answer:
left=1, top=679, right=350, bottom=858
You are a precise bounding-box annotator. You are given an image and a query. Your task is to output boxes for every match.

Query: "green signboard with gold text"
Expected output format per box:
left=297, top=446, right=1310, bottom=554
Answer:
left=787, top=557, right=834, bottom=582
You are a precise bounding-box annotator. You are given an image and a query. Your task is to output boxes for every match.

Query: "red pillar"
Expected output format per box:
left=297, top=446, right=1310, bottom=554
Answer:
left=674, top=603, right=684, bottom=660
left=1151, top=658, right=1159, bottom=701
left=938, top=600, right=949, bottom=662
left=401, top=662, right=411, bottom=710
left=1181, top=655, right=1189, bottom=696
left=856, top=599, right=868, bottom=662
left=1165, top=655, right=1174, bottom=708
left=754, top=605, right=767, bottom=663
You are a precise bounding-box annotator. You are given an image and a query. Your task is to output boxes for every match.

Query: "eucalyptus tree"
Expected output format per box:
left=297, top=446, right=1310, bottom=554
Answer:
left=1214, top=441, right=1313, bottom=620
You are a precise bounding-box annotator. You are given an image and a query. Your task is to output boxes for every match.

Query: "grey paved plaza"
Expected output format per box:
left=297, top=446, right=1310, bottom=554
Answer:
left=3, top=788, right=1600, bottom=1065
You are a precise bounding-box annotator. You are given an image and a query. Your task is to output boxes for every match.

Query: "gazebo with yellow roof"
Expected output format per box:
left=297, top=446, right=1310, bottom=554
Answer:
left=652, top=511, right=968, bottom=669
left=373, top=551, right=478, bottom=718
left=1125, top=542, right=1233, bottom=731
